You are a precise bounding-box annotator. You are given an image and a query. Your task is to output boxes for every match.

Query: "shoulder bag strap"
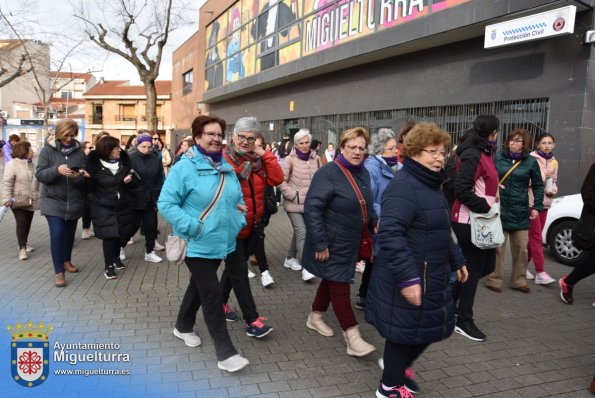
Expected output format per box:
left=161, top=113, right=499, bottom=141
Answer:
left=499, top=160, right=523, bottom=186
left=199, top=173, right=226, bottom=221
left=335, top=162, right=368, bottom=223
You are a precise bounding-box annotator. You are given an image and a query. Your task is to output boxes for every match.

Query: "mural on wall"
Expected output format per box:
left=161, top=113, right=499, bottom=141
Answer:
left=205, top=0, right=471, bottom=91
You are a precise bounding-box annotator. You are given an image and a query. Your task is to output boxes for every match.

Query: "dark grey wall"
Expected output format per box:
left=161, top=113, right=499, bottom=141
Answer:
left=211, top=7, right=594, bottom=195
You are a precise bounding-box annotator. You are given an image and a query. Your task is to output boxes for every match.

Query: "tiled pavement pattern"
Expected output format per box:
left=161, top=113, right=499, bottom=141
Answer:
left=0, top=206, right=594, bottom=398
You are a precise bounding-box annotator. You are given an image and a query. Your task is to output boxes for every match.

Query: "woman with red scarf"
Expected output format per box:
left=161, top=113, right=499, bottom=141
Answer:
left=221, top=116, right=284, bottom=338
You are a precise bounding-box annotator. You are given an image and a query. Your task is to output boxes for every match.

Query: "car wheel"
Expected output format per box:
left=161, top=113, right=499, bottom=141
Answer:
left=547, top=220, right=589, bottom=266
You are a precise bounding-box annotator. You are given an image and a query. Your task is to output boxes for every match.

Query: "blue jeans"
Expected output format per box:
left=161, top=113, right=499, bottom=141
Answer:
left=46, top=216, right=78, bottom=274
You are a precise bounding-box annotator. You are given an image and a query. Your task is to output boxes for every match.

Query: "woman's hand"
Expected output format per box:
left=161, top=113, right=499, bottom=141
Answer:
left=456, top=266, right=469, bottom=283
left=58, top=164, right=71, bottom=176
left=80, top=170, right=91, bottom=178
left=530, top=209, right=539, bottom=220
left=401, top=284, right=421, bottom=306
left=68, top=170, right=81, bottom=180
left=315, top=248, right=329, bottom=262
left=237, top=203, right=247, bottom=213
left=3, top=200, right=13, bottom=207
left=123, top=175, right=132, bottom=184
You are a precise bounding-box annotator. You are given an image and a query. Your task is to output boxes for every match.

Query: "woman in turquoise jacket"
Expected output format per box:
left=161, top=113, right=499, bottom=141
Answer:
left=157, top=115, right=249, bottom=373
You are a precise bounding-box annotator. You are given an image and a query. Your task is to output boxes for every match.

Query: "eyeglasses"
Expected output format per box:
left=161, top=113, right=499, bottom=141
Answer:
left=204, top=132, right=223, bottom=139
left=509, top=139, right=524, bottom=143
left=421, top=149, right=446, bottom=158
left=345, top=145, right=366, bottom=153
left=236, top=134, right=256, bottom=143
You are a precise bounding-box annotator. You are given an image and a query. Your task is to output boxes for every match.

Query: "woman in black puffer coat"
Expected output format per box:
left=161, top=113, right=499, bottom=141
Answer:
left=86, top=136, right=134, bottom=280
left=127, top=132, right=164, bottom=263
left=365, top=123, right=468, bottom=398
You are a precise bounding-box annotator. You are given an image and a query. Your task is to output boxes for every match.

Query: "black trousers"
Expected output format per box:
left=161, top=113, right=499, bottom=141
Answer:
left=358, top=258, right=373, bottom=298
left=565, top=251, right=595, bottom=286
left=130, top=207, right=157, bottom=253
left=452, top=222, right=496, bottom=322
left=102, top=238, right=120, bottom=267
left=12, top=209, right=34, bottom=249
left=382, top=341, right=429, bottom=386
left=221, top=237, right=259, bottom=324
left=176, top=257, right=238, bottom=361
left=82, top=200, right=92, bottom=229
left=253, top=229, right=269, bottom=273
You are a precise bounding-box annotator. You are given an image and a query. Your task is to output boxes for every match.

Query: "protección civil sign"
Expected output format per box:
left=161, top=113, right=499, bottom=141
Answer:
left=484, top=5, right=576, bottom=49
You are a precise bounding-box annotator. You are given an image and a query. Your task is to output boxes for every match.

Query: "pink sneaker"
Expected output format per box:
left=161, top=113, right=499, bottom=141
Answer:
left=535, top=272, right=556, bottom=285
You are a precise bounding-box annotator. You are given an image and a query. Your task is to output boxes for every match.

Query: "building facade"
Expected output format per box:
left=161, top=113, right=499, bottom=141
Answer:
left=172, top=0, right=595, bottom=194
left=83, top=80, right=173, bottom=145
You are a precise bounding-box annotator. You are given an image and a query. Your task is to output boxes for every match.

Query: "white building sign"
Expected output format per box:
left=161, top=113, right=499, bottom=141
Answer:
left=485, top=6, right=576, bottom=49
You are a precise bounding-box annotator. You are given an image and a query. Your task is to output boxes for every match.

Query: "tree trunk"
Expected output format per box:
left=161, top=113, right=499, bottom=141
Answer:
left=144, top=80, right=158, bottom=131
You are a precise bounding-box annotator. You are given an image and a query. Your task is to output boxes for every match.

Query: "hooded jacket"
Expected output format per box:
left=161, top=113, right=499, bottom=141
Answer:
left=279, top=148, right=320, bottom=213
left=2, top=158, right=40, bottom=211
left=35, top=137, right=87, bottom=220
left=157, top=148, right=246, bottom=259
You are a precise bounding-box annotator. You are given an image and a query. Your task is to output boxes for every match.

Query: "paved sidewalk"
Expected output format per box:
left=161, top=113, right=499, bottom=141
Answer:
left=0, top=207, right=594, bottom=398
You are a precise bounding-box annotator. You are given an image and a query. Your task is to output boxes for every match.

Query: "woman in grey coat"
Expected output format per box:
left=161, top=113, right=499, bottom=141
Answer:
left=36, top=119, right=87, bottom=287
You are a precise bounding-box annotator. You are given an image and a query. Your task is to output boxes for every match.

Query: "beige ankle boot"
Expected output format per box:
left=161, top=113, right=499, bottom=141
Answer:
left=342, top=326, right=375, bottom=357
left=306, top=311, right=335, bottom=336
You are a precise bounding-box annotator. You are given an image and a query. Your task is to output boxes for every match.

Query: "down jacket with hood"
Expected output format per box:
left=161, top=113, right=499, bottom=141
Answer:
left=2, top=158, right=40, bottom=211
left=365, top=159, right=466, bottom=345
left=35, top=136, right=87, bottom=220
left=85, top=150, right=134, bottom=240
left=279, top=148, right=321, bottom=213
left=301, top=162, right=377, bottom=284
left=158, top=147, right=247, bottom=259
left=223, top=149, right=284, bottom=239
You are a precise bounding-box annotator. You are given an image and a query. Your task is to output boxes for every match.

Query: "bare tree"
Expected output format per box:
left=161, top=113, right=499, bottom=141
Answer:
left=74, top=0, right=189, bottom=131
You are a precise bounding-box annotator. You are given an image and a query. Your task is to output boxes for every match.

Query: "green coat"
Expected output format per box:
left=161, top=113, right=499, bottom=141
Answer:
left=495, top=150, right=544, bottom=231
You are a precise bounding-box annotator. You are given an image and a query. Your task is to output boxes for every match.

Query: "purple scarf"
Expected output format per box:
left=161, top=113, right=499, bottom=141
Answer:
left=480, top=136, right=498, bottom=151
left=536, top=149, right=554, bottom=160
left=508, top=151, right=523, bottom=160
left=381, top=156, right=399, bottom=167
left=195, top=144, right=222, bottom=163
left=336, top=153, right=363, bottom=172
left=295, top=148, right=311, bottom=161
left=107, top=157, right=119, bottom=164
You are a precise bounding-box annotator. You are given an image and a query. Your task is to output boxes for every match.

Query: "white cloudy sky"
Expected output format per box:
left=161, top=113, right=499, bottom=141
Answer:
left=3, top=0, right=206, bottom=83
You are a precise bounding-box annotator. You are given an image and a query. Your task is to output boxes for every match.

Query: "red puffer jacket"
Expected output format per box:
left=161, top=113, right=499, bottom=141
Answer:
left=223, top=150, right=284, bottom=239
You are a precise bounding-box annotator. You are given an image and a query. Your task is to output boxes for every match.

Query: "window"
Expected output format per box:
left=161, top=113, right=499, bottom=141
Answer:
left=60, top=91, right=74, bottom=99
left=183, top=69, right=193, bottom=95
left=120, top=104, right=135, bottom=121
left=92, top=105, right=103, bottom=124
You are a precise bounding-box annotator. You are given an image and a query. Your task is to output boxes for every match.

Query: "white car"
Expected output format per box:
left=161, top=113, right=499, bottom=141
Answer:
left=542, top=194, right=587, bottom=266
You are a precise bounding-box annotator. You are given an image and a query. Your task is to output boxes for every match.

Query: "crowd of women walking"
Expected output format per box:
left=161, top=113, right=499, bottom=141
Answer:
left=1, top=113, right=594, bottom=398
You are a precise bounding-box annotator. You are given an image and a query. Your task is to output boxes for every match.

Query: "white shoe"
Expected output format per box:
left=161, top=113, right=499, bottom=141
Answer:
left=217, top=354, right=249, bottom=373
left=19, top=248, right=28, bottom=260
left=153, top=241, right=165, bottom=251
left=81, top=229, right=93, bottom=239
left=378, top=357, right=384, bottom=370
left=119, top=248, right=126, bottom=261
left=261, top=270, right=275, bottom=287
left=302, top=268, right=316, bottom=282
left=535, top=272, right=556, bottom=285
left=248, top=268, right=256, bottom=278
left=283, top=257, right=302, bottom=271
left=173, top=328, right=201, bottom=347
left=355, top=260, right=366, bottom=273
left=526, top=270, right=535, bottom=280
left=127, top=237, right=134, bottom=245
left=145, top=251, right=163, bottom=263
left=25, top=244, right=34, bottom=252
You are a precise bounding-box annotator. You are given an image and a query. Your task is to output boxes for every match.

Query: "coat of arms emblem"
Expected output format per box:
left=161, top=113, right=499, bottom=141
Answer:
left=8, top=321, right=52, bottom=387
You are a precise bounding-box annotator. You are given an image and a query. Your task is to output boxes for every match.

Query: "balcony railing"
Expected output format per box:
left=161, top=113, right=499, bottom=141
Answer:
left=88, top=116, right=103, bottom=125
left=115, top=115, right=137, bottom=122
left=141, top=116, right=164, bottom=123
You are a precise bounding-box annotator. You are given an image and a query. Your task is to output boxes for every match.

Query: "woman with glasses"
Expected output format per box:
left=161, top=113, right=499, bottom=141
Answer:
left=279, top=128, right=321, bottom=282
left=125, top=131, right=164, bottom=263
left=450, top=114, right=500, bottom=342
left=158, top=114, right=250, bottom=373
left=485, top=129, right=544, bottom=294
left=366, top=123, right=468, bottom=398
left=301, top=127, right=377, bottom=357
left=86, top=136, right=134, bottom=279
left=355, top=128, right=400, bottom=310
left=36, top=119, right=88, bottom=287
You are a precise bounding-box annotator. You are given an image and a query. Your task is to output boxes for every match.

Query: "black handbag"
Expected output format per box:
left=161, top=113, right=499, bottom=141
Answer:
left=572, top=220, right=595, bottom=250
